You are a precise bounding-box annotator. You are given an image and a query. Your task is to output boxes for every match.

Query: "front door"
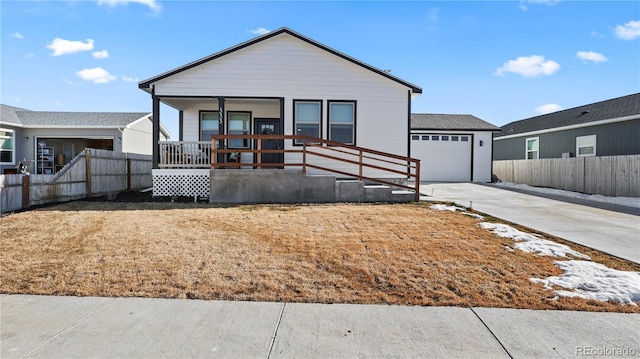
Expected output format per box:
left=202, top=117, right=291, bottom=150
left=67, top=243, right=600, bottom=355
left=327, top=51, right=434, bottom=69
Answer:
left=255, top=118, right=283, bottom=167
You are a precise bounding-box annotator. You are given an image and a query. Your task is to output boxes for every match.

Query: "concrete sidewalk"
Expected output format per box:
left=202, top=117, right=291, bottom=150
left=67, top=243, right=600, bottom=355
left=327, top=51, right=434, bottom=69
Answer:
left=2, top=294, right=639, bottom=358
left=420, top=182, right=640, bottom=264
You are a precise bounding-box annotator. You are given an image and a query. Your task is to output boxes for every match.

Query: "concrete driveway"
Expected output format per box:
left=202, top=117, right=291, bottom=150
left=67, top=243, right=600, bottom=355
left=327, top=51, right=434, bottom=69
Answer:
left=420, top=182, right=640, bottom=264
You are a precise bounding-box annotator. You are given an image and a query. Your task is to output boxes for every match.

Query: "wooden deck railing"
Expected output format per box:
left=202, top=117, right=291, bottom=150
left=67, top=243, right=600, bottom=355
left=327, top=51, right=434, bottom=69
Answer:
left=210, top=135, right=421, bottom=201
left=159, top=141, right=211, bottom=168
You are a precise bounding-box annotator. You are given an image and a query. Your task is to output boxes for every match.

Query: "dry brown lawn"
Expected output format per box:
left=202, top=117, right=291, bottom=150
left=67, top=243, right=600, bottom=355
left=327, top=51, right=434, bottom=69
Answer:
left=1, top=200, right=638, bottom=313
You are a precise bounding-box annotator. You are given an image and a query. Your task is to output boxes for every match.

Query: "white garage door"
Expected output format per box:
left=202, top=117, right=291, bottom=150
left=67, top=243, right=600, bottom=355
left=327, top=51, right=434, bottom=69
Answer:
left=411, top=134, right=472, bottom=182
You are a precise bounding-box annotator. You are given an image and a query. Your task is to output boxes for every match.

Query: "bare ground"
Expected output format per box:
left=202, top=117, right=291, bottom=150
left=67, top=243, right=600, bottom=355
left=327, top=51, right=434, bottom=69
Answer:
left=1, top=197, right=638, bottom=313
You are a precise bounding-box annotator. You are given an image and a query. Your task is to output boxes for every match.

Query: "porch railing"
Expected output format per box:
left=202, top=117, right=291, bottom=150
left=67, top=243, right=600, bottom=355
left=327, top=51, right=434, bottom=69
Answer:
left=210, top=135, right=421, bottom=201
left=159, top=141, right=211, bottom=168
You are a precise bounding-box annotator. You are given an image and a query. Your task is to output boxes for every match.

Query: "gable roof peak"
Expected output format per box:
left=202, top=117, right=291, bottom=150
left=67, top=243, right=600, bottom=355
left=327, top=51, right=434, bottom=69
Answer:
left=138, top=27, right=421, bottom=94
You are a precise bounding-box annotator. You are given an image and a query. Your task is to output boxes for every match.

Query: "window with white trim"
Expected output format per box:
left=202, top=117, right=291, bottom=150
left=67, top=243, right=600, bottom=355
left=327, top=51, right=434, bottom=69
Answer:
left=576, top=135, right=596, bottom=157
left=328, top=101, right=355, bottom=144
left=526, top=137, right=539, bottom=159
left=0, top=128, right=15, bottom=164
left=294, top=100, right=321, bottom=145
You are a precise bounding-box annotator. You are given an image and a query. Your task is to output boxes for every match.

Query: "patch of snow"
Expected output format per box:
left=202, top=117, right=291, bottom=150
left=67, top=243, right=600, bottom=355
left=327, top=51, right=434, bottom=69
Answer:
left=463, top=213, right=485, bottom=220
left=531, top=260, right=640, bottom=306
left=429, top=204, right=465, bottom=212
left=479, top=222, right=590, bottom=259
left=494, top=182, right=640, bottom=208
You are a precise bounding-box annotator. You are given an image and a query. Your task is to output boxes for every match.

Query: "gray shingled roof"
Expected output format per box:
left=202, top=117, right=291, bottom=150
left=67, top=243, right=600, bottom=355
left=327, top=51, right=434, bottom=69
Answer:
left=411, top=113, right=499, bottom=131
left=1, top=104, right=149, bottom=127
left=496, top=93, right=640, bottom=138
left=16, top=111, right=150, bottom=127
left=1, top=104, right=29, bottom=125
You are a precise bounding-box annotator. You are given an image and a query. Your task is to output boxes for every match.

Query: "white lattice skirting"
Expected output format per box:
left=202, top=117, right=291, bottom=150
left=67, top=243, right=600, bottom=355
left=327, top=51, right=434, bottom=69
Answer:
left=152, top=169, right=210, bottom=197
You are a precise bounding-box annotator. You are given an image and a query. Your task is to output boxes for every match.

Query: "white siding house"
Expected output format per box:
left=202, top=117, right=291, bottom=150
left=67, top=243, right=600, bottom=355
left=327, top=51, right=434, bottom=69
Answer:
left=411, top=114, right=499, bottom=182
left=139, top=28, right=422, bottom=201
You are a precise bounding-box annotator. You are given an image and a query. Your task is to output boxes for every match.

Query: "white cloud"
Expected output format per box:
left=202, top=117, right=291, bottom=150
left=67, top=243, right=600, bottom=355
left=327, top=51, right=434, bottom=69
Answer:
left=577, top=51, right=608, bottom=63
left=76, top=67, right=116, bottom=84
left=536, top=103, right=563, bottom=115
left=11, top=32, right=24, bottom=39
left=494, top=55, right=560, bottom=77
left=519, top=0, right=560, bottom=10
left=249, top=27, right=270, bottom=35
left=97, top=0, right=162, bottom=12
left=121, top=75, right=139, bottom=82
left=427, top=8, right=439, bottom=23
left=614, top=20, right=640, bottom=40
left=47, top=38, right=94, bottom=56
left=92, top=50, right=109, bottom=59
left=590, top=30, right=605, bottom=38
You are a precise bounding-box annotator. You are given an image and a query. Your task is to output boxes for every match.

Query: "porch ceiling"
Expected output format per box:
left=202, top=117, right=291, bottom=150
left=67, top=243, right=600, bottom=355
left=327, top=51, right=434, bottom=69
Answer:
left=159, top=97, right=280, bottom=111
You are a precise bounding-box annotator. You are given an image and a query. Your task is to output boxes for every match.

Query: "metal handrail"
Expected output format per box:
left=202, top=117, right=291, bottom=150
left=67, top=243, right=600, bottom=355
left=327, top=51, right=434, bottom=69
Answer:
left=210, top=135, right=421, bottom=201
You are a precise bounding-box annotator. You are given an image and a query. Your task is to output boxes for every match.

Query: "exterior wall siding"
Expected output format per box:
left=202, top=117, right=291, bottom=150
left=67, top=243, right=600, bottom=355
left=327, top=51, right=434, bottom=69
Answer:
left=494, top=119, right=640, bottom=160
left=472, top=131, right=494, bottom=182
left=123, top=117, right=166, bottom=155
left=152, top=33, right=411, bottom=179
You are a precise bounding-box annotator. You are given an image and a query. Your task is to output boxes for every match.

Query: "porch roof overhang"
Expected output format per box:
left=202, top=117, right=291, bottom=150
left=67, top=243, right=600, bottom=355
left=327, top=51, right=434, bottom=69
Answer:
left=138, top=27, right=422, bottom=96
left=152, top=96, right=282, bottom=112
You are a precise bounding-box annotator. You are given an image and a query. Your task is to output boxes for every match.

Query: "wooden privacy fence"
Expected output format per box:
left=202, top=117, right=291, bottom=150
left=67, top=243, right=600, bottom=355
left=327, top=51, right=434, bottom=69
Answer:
left=0, top=149, right=152, bottom=213
left=493, top=155, right=640, bottom=197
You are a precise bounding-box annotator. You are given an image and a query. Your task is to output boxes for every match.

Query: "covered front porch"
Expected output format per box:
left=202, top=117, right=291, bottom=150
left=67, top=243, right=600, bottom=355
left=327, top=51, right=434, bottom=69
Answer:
left=152, top=135, right=421, bottom=202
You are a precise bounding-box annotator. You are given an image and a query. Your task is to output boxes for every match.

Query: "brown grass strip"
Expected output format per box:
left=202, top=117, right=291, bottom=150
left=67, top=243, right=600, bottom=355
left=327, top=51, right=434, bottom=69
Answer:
left=1, top=201, right=638, bottom=312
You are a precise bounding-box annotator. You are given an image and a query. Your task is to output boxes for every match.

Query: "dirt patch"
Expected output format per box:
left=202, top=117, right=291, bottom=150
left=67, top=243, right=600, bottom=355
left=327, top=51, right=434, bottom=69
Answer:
left=1, top=200, right=638, bottom=312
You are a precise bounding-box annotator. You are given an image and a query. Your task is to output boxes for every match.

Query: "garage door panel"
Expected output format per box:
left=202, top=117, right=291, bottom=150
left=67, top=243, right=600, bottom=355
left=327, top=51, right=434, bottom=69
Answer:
left=412, top=134, right=471, bottom=182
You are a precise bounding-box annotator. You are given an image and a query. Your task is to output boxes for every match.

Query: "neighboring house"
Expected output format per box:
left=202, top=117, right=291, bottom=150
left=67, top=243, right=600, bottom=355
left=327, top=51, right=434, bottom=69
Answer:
left=411, top=114, right=499, bottom=182
left=138, top=27, right=422, bottom=201
left=493, top=93, right=640, bottom=160
left=0, top=104, right=170, bottom=174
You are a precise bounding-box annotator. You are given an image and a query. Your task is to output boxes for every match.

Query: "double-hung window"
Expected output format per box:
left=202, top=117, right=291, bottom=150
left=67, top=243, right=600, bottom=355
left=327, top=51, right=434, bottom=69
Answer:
left=294, top=100, right=321, bottom=145
left=0, top=128, right=15, bottom=164
left=526, top=137, right=539, bottom=159
left=228, top=112, right=251, bottom=148
left=328, top=101, right=355, bottom=145
left=200, top=112, right=219, bottom=141
left=576, top=135, right=596, bottom=157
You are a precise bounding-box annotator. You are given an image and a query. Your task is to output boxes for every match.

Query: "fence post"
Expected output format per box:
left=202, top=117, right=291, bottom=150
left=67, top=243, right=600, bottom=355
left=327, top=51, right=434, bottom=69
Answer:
left=257, top=138, right=262, bottom=169
left=126, top=158, right=132, bottom=191
left=85, top=150, right=92, bottom=197
left=302, top=140, right=307, bottom=174
left=359, top=151, right=363, bottom=180
left=22, top=175, right=30, bottom=209
left=414, top=160, right=420, bottom=202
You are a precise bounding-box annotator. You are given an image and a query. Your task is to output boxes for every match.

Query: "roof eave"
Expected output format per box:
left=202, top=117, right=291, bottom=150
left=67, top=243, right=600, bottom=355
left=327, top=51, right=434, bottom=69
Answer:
left=494, top=113, right=640, bottom=140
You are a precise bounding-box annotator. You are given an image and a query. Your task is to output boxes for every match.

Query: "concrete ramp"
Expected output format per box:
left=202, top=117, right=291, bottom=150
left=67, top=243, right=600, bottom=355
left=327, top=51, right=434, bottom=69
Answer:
left=210, top=169, right=415, bottom=204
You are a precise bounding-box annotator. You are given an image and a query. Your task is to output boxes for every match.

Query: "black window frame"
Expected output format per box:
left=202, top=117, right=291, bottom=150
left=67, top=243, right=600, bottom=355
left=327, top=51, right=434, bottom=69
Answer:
left=327, top=100, right=356, bottom=145
left=199, top=110, right=221, bottom=142
left=227, top=111, right=252, bottom=149
left=293, top=99, right=322, bottom=145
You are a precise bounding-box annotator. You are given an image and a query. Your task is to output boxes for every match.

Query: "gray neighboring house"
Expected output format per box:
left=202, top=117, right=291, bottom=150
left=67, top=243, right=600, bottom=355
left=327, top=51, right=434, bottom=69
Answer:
left=494, top=93, right=640, bottom=160
left=0, top=104, right=171, bottom=174
left=411, top=114, right=500, bottom=182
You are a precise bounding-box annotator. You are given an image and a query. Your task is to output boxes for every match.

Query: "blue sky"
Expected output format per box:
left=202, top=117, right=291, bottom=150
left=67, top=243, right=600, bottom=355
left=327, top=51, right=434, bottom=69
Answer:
left=2, top=0, right=639, bottom=138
